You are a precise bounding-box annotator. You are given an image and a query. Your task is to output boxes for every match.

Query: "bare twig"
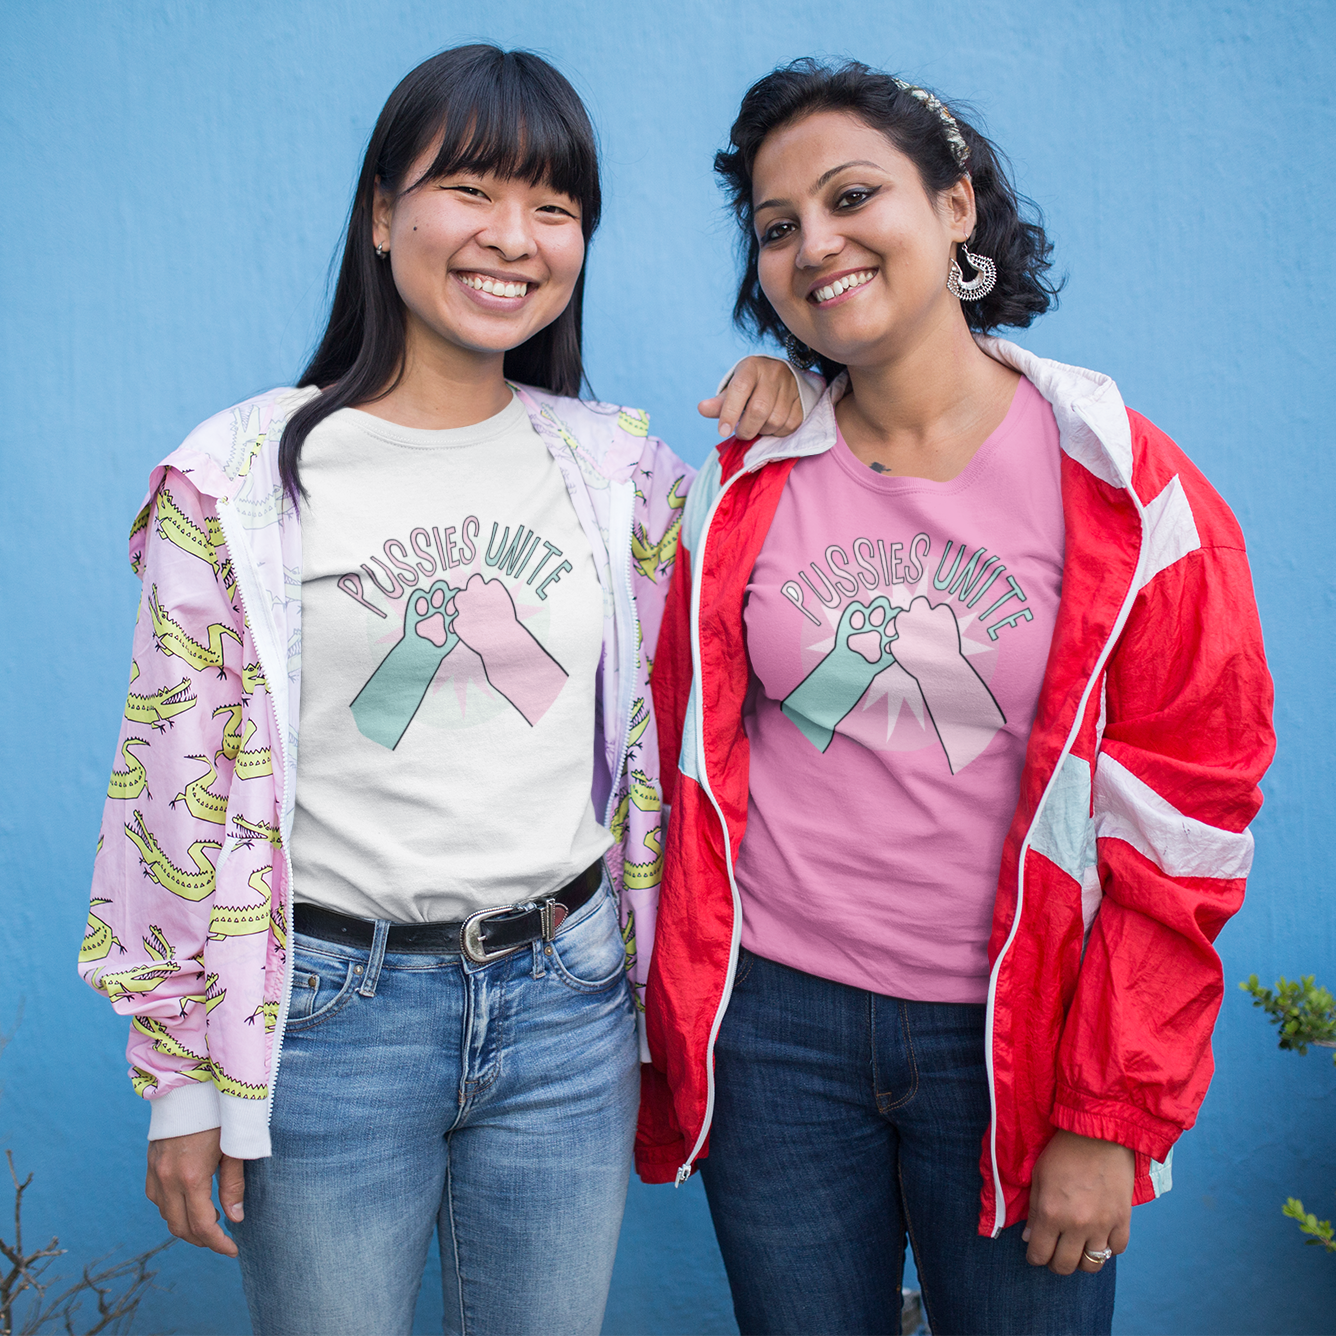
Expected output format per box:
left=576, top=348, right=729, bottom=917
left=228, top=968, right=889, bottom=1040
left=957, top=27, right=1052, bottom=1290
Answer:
left=0, top=1150, right=172, bottom=1336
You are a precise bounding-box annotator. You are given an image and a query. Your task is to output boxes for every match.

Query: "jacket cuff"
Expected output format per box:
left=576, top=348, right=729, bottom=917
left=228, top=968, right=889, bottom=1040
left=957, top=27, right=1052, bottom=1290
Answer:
left=147, top=1080, right=221, bottom=1141
left=634, top=1142, right=686, bottom=1184
left=715, top=357, right=824, bottom=420
left=1051, top=1087, right=1180, bottom=1163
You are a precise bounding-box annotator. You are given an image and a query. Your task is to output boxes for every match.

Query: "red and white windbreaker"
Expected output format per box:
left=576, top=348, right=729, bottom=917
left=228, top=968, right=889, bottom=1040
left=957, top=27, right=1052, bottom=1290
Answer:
left=635, top=339, right=1275, bottom=1236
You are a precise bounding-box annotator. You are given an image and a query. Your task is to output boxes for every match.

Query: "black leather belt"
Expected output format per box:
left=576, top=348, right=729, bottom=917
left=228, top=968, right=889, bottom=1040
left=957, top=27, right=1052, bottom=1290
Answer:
left=293, top=862, right=604, bottom=964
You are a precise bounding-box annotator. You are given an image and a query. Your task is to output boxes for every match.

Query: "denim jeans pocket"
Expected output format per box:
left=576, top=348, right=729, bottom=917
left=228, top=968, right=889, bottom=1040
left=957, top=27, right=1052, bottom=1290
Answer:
left=549, top=893, right=628, bottom=993
left=285, top=939, right=359, bottom=1032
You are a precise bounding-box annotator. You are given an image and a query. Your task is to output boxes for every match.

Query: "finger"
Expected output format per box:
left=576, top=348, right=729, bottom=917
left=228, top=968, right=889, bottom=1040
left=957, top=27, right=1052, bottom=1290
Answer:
left=1024, top=1218, right=1060, bottom=1268
left=185, top=1183, right=238, bottom=1258
left=151, top=1178, right=194, bottom=1243
left=1077, top=1233, right=1115, bottom=1274
left=1047, top=1231, right=1086, bottom=1277
left=697, top=395, right=725, bottom=420
left=219, top=1154, right=246, bottom=1223
left=757, top=378, right=802, bottom=438
left=736, top=382, right=781, bottom=441
left=716, top=373, right=759, bottom=439
left=1109, top=1218, right=1131, bottom=1255
left=756, top=385, right=798, bottom=439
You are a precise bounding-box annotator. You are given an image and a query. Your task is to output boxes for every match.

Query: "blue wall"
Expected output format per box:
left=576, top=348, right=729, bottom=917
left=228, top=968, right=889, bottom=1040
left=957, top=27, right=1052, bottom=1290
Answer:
left=3, top=3, right=1333, bottom=1332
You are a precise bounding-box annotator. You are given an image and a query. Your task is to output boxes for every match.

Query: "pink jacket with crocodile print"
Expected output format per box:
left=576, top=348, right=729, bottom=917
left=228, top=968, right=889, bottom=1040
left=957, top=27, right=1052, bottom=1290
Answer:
left=80, top=383, right=692, bottom=1159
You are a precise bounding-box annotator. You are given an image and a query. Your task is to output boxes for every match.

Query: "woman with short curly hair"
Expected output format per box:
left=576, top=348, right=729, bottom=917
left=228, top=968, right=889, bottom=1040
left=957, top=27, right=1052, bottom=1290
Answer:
left=639, top=59, right=1274, bottom=1335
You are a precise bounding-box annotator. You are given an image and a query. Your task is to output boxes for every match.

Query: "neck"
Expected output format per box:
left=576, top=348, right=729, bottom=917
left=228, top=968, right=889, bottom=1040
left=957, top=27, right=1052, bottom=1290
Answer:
left=836, top=301, right=1020, bottom=481
left=357, top=318, right=513, bottom=429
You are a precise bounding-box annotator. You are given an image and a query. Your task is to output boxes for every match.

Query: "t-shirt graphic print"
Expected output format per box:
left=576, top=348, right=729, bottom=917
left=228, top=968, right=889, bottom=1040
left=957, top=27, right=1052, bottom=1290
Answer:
left=735, top=377, right=1065, bottom=1003
left=348, top=537, right=570, bottom=750
left=289, top=396, right=612, bottom=926
left=780, top=583, right=1008, bottom=772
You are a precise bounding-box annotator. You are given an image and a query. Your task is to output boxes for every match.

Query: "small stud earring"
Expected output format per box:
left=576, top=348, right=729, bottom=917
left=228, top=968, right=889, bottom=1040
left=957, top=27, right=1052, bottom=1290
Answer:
left=375, top=243, right=389, bottom=259
left=947, top=241, right=996, bottom=301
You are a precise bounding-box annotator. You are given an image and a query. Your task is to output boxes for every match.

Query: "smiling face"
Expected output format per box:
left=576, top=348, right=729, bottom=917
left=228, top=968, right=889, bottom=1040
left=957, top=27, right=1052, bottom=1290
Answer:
left=751, top=110, right=975, bottom=369
left=372, top=150, right=586, bottom=371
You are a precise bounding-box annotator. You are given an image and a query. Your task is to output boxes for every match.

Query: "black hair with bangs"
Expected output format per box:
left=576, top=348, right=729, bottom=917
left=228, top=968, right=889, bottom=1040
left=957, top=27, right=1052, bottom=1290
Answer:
left=280, top=45, right=601, bottom=501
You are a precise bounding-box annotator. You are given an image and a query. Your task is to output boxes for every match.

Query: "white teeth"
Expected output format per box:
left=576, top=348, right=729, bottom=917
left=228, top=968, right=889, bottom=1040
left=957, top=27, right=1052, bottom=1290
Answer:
left=815, top=270, right=875, bottom=303
left=461, top=275, right=527, bottom=297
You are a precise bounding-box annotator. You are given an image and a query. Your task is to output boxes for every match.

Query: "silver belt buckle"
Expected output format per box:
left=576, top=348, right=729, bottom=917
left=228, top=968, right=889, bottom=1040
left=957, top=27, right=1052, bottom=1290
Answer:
left=460, top=904, right=525, bottom=964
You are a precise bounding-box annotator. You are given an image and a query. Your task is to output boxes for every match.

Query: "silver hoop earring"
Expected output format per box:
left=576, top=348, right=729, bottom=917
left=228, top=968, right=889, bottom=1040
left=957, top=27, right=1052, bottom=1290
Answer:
left=375, top=243, right=389, bottom=259
left=783, top=330, right=818, bottom=370
left=947, top=243, right=996, bottom=301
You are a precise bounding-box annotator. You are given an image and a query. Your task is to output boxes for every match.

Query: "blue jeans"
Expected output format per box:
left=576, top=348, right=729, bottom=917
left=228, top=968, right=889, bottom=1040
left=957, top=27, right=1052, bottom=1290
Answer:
left=699, top=950, right=1115, bottom=1336
left=232, top=881, right=639, bottom=1336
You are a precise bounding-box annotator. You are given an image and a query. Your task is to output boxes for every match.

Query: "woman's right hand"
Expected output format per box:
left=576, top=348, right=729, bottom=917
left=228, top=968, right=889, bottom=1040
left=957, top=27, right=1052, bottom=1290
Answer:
left=698, top=355, right=806, bottom=441
left=146, top=1128, right=245, bottom=1257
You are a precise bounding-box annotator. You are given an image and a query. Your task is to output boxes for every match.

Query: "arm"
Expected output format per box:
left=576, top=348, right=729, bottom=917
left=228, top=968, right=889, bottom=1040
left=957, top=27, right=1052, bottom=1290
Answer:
left=1031, top=532, right=1273, bottom=1273
left=84, top=475, right=255, bottom=1256
left=1058, top=539, right=1272, bottom=1153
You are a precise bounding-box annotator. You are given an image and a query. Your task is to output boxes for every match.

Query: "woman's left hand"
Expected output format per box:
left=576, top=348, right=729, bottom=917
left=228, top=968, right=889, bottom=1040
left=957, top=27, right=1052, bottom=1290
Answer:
left=698, top=356, right=805, bottom=441
left=1023, top=1129, right=1134, bottom=1275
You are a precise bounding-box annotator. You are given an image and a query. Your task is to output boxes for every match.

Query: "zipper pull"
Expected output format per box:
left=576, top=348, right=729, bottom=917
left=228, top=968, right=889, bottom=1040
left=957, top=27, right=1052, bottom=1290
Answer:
left=674, top=1163, right=691, bottom=1187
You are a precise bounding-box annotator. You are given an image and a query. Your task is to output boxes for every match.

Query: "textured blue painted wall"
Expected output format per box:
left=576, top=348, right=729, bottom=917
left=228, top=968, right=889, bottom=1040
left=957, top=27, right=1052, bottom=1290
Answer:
left=2, top=3, right=1332, bottom=1332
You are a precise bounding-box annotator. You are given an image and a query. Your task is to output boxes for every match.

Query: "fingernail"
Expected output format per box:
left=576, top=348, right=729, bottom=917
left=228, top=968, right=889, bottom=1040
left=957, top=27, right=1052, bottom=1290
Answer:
left=228, top=1204, right=244, bottom=1221
left=1022, top=1229, right=1031, bottom=1242
left=719, top=423, right=733, bottom=438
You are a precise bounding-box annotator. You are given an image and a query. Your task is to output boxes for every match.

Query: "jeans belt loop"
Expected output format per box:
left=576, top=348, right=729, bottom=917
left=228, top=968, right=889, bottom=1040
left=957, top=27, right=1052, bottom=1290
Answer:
left=360, top=920, right=390, bottom=997
left=540, top=897, right=566, bottom=942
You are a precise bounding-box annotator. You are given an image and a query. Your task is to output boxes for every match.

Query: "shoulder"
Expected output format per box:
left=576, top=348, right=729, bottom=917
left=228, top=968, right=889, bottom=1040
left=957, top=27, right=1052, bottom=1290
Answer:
left=512, top=383, right=693, bottom=497
left=1126, top=408, right=1246, bottom=551
left=175, top=386, right=315, bottom=478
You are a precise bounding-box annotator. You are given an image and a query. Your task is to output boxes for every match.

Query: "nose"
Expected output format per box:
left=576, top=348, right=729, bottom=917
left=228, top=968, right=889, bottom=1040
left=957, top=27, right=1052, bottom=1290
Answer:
left=794, top=209, right=845, bottom=271
left=479, top=201, right=535, bottom=263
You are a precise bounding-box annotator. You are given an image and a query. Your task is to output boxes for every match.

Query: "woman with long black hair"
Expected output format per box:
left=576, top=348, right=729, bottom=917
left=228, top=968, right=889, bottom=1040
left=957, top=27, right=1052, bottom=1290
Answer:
left=79, top=45, right=800, bottom=1336
left=641, top=59, right=1274, bottom=1335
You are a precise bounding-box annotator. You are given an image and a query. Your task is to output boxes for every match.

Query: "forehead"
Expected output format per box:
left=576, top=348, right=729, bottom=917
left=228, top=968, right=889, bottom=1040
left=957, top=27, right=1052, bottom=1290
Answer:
left=752, top=110, right=908, bottom=200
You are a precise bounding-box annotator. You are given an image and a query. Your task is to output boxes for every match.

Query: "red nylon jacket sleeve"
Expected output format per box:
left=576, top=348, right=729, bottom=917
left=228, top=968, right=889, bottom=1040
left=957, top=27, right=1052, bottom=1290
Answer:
left=636, top=535, right=697, bottom=1180
left=1052, top=526, right=1274, bottom=1161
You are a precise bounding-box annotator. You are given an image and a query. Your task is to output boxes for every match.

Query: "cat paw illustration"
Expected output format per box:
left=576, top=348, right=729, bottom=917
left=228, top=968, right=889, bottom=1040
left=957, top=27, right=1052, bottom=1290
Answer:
left=349, top=579, right=462, bottom=750
left=838, top=597, right=899, bottom=668
left=407, top=580, right=461, bottom=661
left=781, top=596, right=904, bottom=753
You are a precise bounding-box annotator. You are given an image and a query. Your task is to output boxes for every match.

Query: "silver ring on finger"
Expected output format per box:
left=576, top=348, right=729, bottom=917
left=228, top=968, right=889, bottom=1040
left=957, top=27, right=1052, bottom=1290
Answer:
left=1082, top=1247, right=1113, bottom=1266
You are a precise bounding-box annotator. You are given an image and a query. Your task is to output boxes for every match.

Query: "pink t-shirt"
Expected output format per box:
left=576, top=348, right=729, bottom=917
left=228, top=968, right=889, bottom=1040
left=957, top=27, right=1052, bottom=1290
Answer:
left=736, top=376, right=1064, bottom=1003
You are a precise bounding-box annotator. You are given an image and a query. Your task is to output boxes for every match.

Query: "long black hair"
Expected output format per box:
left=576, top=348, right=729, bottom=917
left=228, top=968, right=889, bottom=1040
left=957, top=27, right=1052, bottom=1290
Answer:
left=280, top=45, right=602, bottom=502
left=715, top=59, right=1060, bottom=380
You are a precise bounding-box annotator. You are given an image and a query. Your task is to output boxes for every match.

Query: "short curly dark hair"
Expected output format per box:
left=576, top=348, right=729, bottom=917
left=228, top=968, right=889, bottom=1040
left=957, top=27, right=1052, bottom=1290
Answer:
left=716, top=59, right=1060, bottom=377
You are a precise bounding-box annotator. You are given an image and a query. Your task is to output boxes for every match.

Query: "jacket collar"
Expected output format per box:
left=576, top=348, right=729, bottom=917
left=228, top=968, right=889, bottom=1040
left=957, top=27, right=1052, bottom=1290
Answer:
left=740, top=337, right=1134, bottom=492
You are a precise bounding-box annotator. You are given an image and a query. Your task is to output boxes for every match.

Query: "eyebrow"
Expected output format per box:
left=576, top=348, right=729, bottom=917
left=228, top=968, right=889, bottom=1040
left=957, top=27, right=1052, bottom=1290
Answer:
left=754, top=159, right=885, bottom=214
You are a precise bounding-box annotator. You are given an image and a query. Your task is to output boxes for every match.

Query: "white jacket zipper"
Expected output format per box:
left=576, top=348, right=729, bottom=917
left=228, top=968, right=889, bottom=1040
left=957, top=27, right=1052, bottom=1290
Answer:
left=602, top=479, right=640, bottom=827
left=213, top=496, right=297, bottom=1138
left=674, top=467, right=751, bottom=1185
left=981, top=484, right=1150, bottom=1235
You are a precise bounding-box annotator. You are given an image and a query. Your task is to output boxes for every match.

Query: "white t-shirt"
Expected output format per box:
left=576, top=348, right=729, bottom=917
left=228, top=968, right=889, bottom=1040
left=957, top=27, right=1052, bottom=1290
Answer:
left=289, top=395, right=613, bottom=923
